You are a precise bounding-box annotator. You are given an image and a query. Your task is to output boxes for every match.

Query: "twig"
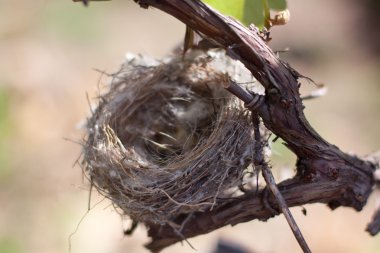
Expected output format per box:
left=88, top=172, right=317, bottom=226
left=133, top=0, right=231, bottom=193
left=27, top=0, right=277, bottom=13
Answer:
left=124, top=220, right=139, bottom=236
left=88, top=0, right=377, bottom=251
left=261, top=167, right=311, bottom=253
left=366, top=208, right=380, bottom=236
left=252, top=113, right=311, bottom=253
left=222, top=80, right=312, bottom=251
left=264, top=168, right=312, bottom=252
left=365, top=156, right=380, bottom=235
left=301, top=84, right=327, bottom=101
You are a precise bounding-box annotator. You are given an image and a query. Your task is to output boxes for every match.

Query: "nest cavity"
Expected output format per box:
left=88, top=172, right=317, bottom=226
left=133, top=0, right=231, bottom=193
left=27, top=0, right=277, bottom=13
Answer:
left=83, top=50, right=264, bottom=225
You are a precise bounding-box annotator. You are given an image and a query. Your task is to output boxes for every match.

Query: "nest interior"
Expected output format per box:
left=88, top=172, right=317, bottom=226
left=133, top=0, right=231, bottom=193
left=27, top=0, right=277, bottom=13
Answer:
left=83, top=50, right=266, bottom=226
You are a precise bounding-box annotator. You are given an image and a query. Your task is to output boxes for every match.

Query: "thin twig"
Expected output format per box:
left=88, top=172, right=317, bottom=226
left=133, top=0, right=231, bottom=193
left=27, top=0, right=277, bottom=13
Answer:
left=252, top=113, right=312, bottom=253
left=366, top=208, right=380, bottom=236
left=124, top=220, right=139, bottom=236
left=261, top=168, right=312, bottom=253
left=366, top=159, right=380, bottom=235
left=79, top=1, right=377, bottom=251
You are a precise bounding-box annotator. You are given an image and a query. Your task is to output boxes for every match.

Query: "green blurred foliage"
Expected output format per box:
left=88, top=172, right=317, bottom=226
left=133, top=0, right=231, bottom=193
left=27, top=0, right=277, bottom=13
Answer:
left=38, top=1, right=106, bottom=43
left=0, top=238, right=22, bottom=253
left=0, top=86, right=11, bottom=181
left=268, top=0, right=287, bottom=10
left=203, top=0, right=247, bottom=24
left=202, top=0, right=287, bottom=27
left=270, top=136, right=296, bottom=166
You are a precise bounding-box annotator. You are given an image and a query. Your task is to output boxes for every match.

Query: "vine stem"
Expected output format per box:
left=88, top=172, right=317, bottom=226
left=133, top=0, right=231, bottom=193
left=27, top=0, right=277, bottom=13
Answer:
left=252, top=112, right=311, bottom=253
left=261, top=167, right=312, bottom=253
left=80, top=0, right=377, bottom=252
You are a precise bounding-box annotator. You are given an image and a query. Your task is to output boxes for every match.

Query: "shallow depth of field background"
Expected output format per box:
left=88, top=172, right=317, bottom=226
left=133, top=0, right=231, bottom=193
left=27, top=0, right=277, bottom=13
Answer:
left=0, top=0, right=379, bottom=253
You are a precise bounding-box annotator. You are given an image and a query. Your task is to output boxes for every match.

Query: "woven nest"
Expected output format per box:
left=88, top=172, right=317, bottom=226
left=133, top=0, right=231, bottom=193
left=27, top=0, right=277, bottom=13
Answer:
left=82, top=49, right=266, bottom=225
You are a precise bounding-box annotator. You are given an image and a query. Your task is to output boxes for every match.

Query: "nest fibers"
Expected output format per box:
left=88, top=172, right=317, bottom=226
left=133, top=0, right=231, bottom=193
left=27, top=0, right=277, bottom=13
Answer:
left=82, top=49, right=267, bottom=226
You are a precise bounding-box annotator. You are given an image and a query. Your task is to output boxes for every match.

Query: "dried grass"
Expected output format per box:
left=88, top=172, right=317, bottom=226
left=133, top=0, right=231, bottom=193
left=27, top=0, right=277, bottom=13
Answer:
left=82, top=50, right=266, bottom=225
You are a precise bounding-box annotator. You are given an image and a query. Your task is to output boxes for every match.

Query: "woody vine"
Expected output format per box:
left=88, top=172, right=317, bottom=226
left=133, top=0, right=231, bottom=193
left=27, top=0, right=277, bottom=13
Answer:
left=74, top=0, right=380, bottom=252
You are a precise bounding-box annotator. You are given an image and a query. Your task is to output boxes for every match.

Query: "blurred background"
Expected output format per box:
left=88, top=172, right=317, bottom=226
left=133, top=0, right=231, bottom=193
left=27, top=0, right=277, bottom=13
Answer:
left=0, top=0, right=379, bottom=253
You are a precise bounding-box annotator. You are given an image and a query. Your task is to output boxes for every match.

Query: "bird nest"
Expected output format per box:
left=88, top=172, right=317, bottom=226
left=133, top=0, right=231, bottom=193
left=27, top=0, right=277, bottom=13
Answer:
left=82, top=49, right=267, bottom=226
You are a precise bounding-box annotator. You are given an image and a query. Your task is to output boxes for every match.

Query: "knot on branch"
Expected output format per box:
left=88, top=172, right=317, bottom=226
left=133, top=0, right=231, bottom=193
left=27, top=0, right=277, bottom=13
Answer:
left=295, top=157, right=375, bottom=211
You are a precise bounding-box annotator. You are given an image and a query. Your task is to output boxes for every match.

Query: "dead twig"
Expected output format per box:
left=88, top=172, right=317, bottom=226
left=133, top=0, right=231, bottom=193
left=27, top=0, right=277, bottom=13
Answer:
left=251, top=90, right=311, bottom=253
left=130, top=0, right=376, bottom=251
left=367, top=208, right=380, bottom=236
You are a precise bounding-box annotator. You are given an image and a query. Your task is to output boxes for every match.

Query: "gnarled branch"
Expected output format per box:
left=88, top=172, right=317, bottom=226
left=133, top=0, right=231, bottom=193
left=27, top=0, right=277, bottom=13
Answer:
left=128, top=0, right=377, bottom=252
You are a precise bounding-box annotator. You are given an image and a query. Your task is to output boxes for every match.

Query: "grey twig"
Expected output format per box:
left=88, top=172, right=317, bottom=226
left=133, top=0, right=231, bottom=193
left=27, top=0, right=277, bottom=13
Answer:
left=92, top=0, right=377, bottom=252
left=251, top=113, right=311, bottom=253
left=367, top=208, right=380, bottom=236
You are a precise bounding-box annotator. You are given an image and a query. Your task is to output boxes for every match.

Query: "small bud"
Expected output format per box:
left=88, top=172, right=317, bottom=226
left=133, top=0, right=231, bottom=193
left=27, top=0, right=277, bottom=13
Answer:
left=271, top=9, right=290, bottom=26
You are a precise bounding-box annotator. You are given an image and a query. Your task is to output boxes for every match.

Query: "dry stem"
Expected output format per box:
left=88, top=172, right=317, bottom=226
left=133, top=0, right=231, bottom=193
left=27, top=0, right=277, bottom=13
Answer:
left=128, top=0, right=378, bottom=252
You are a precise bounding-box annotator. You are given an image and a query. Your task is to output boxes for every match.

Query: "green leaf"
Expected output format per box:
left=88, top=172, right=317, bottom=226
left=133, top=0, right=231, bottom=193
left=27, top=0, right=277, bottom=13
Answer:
left=243, top=0, right=265, bottom=28
left=203, top=0, right=287, bottom=28
left=202, top=0, right=245, bottom=23
left=268, top=0, right=287, bottom=10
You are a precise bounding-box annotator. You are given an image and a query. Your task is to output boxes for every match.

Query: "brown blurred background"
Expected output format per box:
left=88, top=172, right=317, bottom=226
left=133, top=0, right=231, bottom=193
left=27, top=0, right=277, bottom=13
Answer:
left=0, top=0, right=379, bottom=253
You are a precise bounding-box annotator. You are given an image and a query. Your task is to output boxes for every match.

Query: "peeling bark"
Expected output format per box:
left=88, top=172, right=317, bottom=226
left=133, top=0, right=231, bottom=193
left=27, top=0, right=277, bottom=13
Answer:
left=129, top=1, right=378, bottom=252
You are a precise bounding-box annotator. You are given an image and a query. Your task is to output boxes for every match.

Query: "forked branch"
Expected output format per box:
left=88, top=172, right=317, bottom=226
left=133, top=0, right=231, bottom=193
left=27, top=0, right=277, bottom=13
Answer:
left=126, top=0, right=377, bottom=252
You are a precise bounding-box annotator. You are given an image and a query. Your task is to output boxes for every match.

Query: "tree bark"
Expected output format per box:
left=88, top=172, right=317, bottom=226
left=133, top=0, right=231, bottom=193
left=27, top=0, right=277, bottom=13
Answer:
left=131, top=0, right=377, bottom=252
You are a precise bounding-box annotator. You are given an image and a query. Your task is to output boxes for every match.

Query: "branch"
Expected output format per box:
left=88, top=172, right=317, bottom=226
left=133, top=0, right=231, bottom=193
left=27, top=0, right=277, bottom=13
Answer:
left=366, top=153, right=380, bottom=235
left=252, top=112, right=311, bottom=253
left=145, top=176, right=356, bottom=252
left=127, top=0, right=377, bottom=251
left=367, top=209, right=380, bottom=236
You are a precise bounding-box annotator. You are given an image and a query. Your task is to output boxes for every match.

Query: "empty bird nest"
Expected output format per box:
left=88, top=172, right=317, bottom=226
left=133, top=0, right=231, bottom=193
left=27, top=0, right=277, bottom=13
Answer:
left=82, top=49, right=269, bottom=226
